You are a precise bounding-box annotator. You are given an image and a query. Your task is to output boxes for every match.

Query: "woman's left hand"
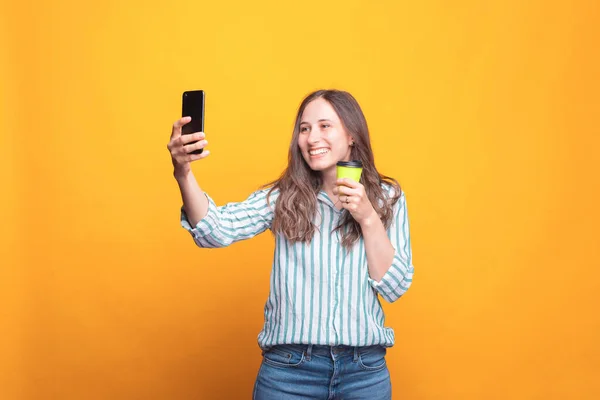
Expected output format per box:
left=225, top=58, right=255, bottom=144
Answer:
left=333, top=178, right=377, bottom=225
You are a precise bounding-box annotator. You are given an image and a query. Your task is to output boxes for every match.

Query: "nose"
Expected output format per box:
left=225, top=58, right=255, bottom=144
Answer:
left=307, top=125, right=322, bottom=144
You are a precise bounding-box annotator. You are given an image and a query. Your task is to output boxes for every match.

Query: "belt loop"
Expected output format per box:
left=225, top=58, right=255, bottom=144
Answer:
left=306, top=345, right=313, bottom=361
left=353, top=346, right=359, bottom=362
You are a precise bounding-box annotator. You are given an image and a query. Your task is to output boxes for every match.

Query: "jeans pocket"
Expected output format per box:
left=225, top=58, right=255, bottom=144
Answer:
left=262, top=345, right=306, bottom=368
left=357, top=346, right=387, bottom=371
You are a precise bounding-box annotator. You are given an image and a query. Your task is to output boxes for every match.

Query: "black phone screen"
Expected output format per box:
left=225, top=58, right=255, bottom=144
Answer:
left=181, top=90, right=205, bottom=154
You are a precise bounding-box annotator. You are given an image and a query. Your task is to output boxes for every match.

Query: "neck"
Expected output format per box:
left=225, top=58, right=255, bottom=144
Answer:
left=321, top=167, right=338, bottom=199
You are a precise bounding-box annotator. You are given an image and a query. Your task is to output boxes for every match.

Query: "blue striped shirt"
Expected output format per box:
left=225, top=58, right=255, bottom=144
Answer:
left=180, top=184, right=414, bottom=349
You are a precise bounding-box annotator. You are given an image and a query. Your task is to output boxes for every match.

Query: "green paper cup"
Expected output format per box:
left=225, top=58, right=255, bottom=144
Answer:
left=336, top=160, right=363, bottom=182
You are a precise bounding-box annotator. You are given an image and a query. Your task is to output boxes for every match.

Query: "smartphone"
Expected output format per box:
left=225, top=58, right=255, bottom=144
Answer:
left=181, top=90, right=205, bottom=155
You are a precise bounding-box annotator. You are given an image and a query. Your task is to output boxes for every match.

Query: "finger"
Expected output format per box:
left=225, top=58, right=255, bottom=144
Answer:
left=186, top=150, right=210, bottom=162
left=170, top=116, right=192, bottom=140
left=341, top=196, right=355, bottom=208
left=337, top=186, right=359, bottom=197
left=180, top=131, right=205, bottom=144
left=183, top=139, right=208, bottom=154
left=336, top=178, right=360, bottom=188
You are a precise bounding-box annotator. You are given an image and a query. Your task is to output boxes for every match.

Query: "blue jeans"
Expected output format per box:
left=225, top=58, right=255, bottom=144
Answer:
left=253, top=344, right=391, bottom=400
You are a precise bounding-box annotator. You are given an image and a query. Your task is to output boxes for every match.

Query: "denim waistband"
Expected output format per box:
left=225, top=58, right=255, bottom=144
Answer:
left=264, top=343, right=385, bottom=362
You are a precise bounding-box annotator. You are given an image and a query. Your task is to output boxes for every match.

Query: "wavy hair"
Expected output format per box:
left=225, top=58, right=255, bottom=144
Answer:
left=264, top=89, right=400, bottom=248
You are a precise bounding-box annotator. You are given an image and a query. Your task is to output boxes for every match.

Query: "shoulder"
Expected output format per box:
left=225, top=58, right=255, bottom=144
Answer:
left=248, top=186, right=280, bottom=209
left=380, top=181, right=404, bottom=200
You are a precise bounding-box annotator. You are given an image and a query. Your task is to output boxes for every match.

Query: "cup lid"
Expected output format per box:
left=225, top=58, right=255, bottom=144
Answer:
left=337, top=160, right=363, bottom=168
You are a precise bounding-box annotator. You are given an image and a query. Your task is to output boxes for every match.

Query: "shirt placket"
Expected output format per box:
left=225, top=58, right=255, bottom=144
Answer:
left=332, top=209, right=343, bottom=346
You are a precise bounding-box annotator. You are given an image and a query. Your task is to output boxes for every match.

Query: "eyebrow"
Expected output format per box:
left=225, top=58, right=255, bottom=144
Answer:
left=300, top=119, right=333, bottom=125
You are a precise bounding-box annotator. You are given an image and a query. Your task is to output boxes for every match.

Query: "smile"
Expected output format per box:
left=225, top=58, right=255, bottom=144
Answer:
left=309, top=148, right=330, bottom=156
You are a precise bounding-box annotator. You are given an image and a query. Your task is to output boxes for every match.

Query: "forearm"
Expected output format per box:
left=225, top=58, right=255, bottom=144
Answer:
left=361, top=212, right=395, bottom=282
left=175, top=170, right=209, bottom=227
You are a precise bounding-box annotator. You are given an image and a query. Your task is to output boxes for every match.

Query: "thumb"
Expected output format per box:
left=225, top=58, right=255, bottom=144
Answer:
left=170, top=116, right=192, bottom=140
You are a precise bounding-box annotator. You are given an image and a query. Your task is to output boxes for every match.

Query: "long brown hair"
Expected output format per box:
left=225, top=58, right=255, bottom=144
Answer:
left=264, top=89, right=400, bottom=248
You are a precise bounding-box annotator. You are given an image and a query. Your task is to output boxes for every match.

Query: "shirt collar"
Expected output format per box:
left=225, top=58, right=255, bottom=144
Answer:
left=317, top=190, right=343, bottom=213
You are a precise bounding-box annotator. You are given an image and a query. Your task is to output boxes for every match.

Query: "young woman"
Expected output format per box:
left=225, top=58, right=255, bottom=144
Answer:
left=168, top=89, right=414, bottom=399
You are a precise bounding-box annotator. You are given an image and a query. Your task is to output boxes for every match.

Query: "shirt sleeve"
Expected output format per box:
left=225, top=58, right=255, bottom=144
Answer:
left=368, top=189, right=415, bottom=303
left=180, top=188, right=278, bottom=248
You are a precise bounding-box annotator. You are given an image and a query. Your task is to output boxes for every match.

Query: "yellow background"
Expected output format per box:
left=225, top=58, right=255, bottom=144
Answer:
left=2, top=0, right=599, bottom=398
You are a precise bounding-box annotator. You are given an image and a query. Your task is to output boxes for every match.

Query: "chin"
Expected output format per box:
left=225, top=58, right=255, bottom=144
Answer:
left=309, top=161, right=336, bottom=173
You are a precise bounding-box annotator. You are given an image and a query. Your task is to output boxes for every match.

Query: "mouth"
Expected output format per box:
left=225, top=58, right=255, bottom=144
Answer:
left=308, top=148, right=330, bottom=157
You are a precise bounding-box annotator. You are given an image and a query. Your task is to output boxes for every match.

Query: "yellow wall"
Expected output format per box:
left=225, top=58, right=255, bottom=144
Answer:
left=2, top=0, right=599, bottom=398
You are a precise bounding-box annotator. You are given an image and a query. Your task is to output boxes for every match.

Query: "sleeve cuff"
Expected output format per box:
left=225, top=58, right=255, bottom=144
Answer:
left=180, top=193, right=219, bottom=240
left=368, top=253, right=414, bottom=301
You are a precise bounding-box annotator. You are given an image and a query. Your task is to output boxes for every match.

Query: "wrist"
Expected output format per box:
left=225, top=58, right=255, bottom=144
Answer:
left=173, top=166, right=192, bottom=182
left=360, top=209, right=380, bottom=230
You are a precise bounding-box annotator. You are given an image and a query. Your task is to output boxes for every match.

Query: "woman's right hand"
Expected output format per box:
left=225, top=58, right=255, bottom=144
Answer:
left=167, top=116, right=210, bottom=177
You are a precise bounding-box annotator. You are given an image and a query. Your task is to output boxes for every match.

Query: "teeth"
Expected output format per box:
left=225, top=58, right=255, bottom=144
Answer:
left=310, top=148, right=329, bottom=155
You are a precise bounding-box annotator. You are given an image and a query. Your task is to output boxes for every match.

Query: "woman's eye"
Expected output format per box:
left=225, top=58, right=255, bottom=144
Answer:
left=300, top=126, right=309, bottom=132
left=321, top=124, right=330, bottom=129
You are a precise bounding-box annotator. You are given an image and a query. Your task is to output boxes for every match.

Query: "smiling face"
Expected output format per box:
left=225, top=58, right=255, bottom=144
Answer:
left=297, top=97, right=354, bottom=174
